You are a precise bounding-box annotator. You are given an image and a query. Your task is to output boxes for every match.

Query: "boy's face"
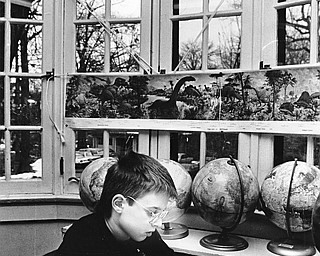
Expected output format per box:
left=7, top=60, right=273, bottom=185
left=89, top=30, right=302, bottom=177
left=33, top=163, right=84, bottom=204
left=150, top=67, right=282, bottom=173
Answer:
left=119, top=192, right=170, bottom=242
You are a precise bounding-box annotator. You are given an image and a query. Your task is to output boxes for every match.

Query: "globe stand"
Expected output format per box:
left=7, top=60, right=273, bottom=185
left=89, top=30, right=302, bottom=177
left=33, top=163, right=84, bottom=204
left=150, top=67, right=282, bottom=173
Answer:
left=267, top=159, right=316, bottom=256
left=158, top=222, right=189, bottom=240
left=199, top=156, right=248, bottom=252
left=200, top=230, right=248, bottom=251
left=267, top=238, right=315, bottom=256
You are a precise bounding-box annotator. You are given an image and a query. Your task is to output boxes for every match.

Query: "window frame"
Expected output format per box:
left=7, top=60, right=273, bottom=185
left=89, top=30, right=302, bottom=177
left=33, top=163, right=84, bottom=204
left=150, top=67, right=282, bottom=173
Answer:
left=262, top=0, right=320, bottom=68
left=0, top=0, right=57, bottom=195
left=1, top=0, right=320, bottom=198
left=68, top=0, right=153, bottom=75
left=159, top=0, right=256, bottom=72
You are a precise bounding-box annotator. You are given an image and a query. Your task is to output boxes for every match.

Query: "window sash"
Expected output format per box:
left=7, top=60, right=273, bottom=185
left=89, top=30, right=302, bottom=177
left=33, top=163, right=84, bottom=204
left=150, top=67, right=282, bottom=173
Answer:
left=0, top=0, right=54, bottom=194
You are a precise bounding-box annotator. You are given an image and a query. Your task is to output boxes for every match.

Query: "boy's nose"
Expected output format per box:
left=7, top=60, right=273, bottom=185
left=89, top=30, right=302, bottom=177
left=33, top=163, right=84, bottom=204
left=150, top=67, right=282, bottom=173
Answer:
left=151, top=217, right=163, bottom=228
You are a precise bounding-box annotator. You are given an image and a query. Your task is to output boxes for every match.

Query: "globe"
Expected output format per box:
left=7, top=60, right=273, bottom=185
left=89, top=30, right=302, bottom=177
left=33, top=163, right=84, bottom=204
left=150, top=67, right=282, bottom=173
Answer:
left=157, top=159, right=192, bottom=239
left=79, top=157, right=118, bottom=212
left=157, top=159, right=192, bottom=222
left=312, top=193, right=320, bottom=252
left=191, top=157, right=260, bottom=251
left=261, top=160, right=320, bottom=233
left=192, top=157, right=259, bottom=228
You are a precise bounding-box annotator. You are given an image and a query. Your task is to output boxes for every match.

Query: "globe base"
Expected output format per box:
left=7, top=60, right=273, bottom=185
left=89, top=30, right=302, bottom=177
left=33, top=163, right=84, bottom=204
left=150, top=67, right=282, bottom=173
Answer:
left=200, top=233, right=248, bottom=251
left=158, top=223, right=189, bottom=240
left=267, top=238, right=316, bottom=256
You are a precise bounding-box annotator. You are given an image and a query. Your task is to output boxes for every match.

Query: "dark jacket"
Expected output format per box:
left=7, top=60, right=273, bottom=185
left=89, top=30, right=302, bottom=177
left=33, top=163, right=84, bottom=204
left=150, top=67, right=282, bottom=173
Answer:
left=56, top=213, right=176, bottom=256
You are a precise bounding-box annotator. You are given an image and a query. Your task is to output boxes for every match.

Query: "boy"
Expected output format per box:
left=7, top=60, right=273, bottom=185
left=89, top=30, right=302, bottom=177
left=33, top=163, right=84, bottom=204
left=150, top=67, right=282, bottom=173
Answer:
left=56, top=151, right=179, bottom=255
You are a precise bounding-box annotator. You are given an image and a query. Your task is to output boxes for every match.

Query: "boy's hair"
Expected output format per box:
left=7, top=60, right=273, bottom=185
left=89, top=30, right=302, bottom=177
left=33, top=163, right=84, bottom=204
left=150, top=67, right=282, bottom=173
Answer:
left=95, top=151, right=177, bottom=217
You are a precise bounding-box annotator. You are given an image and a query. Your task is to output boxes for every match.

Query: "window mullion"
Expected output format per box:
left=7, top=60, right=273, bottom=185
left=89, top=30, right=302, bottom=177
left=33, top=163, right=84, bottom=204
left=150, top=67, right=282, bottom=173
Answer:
left=306, top=136, right=314, bottom=165
left=202, top=0, right=208, bottom=71
left=4, top=2, right=10, bottom=179
left=105, top=0, right=111, bottom=73
left=140, top=0, right=152, bottom=74
left=199, top=132, right=206, bottom=169
left=310, top=0, right=319, bottom=63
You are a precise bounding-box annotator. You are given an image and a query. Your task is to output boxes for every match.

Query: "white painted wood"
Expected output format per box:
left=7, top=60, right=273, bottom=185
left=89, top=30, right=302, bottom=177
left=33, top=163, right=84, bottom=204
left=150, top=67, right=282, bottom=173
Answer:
left=257, top=134, right=274, bottom=185
left=103, top=131, right=110, bottom=157
left=157, top=131, right=170, bottom=159
left=199, top=132, right=206, bottom=168
left=149, top=130, right=158, bottom=158
left=238, top=133, right=251, bottom=166
left=307, top=136, right=315, bottom=165
left=249, top=133, right=259, bottom=178
left=65, top=118, right=320, bottom=135
left=138, top=131, right=150, bottom=155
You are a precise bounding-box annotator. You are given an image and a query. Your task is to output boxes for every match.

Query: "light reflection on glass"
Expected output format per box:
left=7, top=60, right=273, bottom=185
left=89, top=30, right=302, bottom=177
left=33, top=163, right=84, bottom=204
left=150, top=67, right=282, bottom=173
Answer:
left=76, top=0, right=105, bottom=20
left=111, top=0, right=141, bottom=18
left=173, top=0, right=202, bottom=15
left=208, top=16, right=241, bottom=69
left=174, top=19, right=202, bottom=71
left=209, top=0, right=242, bottom=12
left=110, top=23, right=140, bottom=72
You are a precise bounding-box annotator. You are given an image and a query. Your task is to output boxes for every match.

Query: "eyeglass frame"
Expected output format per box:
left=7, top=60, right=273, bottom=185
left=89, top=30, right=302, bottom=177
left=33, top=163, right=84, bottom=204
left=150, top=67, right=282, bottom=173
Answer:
left=127, top=196, right=169, bottom=224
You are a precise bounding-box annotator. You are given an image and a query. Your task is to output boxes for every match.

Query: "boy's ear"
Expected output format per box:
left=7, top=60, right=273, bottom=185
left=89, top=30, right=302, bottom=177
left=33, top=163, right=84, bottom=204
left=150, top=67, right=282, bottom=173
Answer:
left=111, top=194, right=126, bottom=213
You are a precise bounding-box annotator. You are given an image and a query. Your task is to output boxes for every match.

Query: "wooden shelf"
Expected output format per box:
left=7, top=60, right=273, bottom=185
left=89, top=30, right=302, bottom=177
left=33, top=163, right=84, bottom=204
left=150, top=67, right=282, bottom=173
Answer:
left=165, top=228, right=320, bottom=256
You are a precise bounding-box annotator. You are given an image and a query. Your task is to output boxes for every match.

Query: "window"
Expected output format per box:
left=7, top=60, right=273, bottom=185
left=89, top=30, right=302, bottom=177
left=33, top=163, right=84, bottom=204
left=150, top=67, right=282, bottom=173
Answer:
left=271, top=0, right=320, bottom=66
left=277, top=2, right=311, bottom=65
left=0, top=0, right=54, bottom=194
left=160, top=0, right=243, bottom=72
left=73, top=0, right=152, bottom=74
left=1, top=0, right=319, bottom=198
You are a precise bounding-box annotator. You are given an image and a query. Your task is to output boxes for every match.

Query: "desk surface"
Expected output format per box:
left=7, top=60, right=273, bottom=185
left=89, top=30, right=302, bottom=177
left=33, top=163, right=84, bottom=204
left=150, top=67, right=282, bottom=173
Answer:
left=165, top=229, right=320, bottom=256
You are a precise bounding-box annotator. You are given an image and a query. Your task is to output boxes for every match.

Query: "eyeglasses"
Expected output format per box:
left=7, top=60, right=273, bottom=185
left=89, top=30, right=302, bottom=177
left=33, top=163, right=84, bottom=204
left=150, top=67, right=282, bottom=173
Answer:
left=127, top=196, right=168, bottom=224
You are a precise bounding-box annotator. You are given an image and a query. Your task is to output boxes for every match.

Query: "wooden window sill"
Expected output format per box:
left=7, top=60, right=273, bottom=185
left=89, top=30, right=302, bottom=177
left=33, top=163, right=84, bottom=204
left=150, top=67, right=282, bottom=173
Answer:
left=165, top=228, right=320, bottom=256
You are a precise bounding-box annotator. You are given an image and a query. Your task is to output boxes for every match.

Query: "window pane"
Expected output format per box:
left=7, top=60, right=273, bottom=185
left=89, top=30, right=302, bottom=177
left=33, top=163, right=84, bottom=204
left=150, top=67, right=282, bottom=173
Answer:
left=10, top=24, right=43, bottom=73
left=277, top=4, right=311, bottom=65
left=76, top=0, right=105, bottom=20
left=11, top=130, right=42, bottom=178
left=173, top=19, right=202, bottom=71
left=0, top=131, right=3, bottom=177
left=274, top=135, right=307, bottom=165
left=0, top=2, right=4, bottom=17
left=318, top=3, right=320, bottom=63
left=173, top=0, right=202, bottom=15
left=208, top=16, right=241, bottom=69
left=209, top=0, right=242, bottom=11
left=0, top=23, right=3, bottom=71
left=0, top=77, right=3, bottom=125
left=74, top=130, right=137, bottom=177
left=11, top=0, right=42, bottom=20
left=175, top=132, right=200, bottom=179
left=315, top=137, right=320, bottom=169
left=76, top=24, right=105, bottom=72
left=110, top=23, right=140, bottom=72
left=206, top=133, right=238, bottom=163
left=10, top=78, right=41, bottom=126
left=111, top=0, right=140, bottom=18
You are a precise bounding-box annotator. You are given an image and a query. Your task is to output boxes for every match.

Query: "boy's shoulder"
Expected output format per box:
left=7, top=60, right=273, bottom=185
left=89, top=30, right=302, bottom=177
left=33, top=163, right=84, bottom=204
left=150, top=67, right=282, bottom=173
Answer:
left=64, top=213, right=106, bottom=239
